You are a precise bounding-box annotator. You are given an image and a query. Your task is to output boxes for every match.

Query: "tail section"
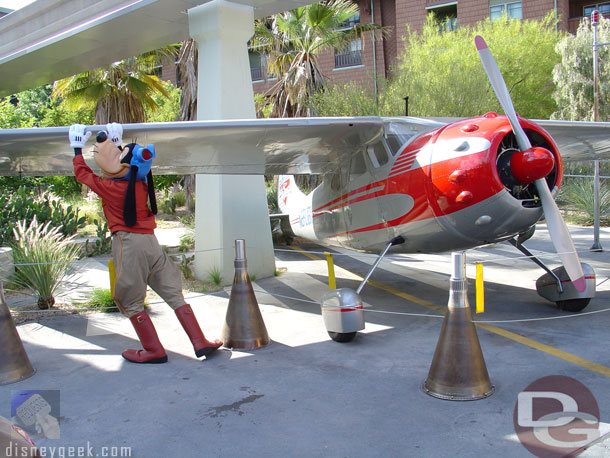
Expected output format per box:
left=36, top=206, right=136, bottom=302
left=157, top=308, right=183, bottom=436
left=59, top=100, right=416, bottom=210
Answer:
left=278, top=175, right=305, bottom=214
left=277, top=175, right=314, bottom=240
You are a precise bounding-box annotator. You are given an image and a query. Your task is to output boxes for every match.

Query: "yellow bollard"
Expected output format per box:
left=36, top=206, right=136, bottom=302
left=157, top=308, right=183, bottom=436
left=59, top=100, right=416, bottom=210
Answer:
left=108, top=259, right=116, bottom=298
left=324, top=252, right=336, bottom=290
left=475, top=262, right=484, bottom=314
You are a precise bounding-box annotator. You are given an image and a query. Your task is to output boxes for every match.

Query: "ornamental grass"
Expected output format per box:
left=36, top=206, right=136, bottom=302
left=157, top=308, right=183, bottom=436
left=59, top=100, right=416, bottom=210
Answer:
left=10, top=217, right=81, bottom=309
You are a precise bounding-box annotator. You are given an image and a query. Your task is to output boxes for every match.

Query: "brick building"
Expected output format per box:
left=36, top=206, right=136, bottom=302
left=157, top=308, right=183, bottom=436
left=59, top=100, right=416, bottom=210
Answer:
left=249, top=0, right=603, bottom=96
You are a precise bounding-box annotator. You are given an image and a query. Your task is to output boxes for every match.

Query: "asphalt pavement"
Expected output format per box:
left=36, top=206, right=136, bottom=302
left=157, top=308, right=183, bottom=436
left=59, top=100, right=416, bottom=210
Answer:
left=1, top=224, right=609, bottom=457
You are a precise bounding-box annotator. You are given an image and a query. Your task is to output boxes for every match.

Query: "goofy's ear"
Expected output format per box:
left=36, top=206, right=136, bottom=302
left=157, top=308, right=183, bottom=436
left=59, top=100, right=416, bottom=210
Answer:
left=147, top=171, right=157, bottom=215
left=123, top=166, right=138, bottom=227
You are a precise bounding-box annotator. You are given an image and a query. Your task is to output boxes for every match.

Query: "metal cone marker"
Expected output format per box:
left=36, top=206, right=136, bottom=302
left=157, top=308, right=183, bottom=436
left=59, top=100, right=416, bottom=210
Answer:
left=0, top=282, right=35, bottom=385
left=221, top=240, right=270, bottom=350
left=423, top=252, right=494, bottom=400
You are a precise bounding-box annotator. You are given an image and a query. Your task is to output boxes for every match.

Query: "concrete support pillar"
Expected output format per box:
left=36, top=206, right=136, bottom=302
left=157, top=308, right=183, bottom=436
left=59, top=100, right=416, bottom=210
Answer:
left=188, top=0, right=275, bottom=285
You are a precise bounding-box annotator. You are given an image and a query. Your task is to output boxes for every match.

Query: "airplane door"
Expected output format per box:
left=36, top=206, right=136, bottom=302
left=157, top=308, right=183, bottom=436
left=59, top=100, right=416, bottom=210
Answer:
left=343, top=143, right=389, bottom=250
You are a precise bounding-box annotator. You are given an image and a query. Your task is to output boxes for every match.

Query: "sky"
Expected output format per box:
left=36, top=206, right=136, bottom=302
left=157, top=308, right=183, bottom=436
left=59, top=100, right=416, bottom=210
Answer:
left=0, top=0, right=36, bottom=11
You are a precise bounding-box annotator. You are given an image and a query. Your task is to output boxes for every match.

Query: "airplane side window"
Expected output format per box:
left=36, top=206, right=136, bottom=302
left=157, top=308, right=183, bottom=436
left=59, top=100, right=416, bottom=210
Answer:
left=350, top=152, right=367, bottom=179
left=367, top=142, right=389, bottom=168
left=385, top=134, right=412, bottom=155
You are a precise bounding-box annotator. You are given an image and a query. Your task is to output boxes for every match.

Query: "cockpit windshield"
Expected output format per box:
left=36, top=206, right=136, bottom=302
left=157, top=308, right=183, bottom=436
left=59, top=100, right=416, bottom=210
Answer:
left=383, top=118, right=443, bottom=156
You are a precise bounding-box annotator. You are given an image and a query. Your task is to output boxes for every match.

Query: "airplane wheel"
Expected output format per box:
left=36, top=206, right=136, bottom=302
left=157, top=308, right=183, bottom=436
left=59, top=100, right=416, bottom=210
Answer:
left=328, top=331, right=357, bottom=343
left=556, top=298, right=591, bottom=312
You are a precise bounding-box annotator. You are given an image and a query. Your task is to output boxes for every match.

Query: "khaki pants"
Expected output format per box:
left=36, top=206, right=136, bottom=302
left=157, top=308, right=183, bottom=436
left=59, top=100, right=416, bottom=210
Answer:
left=111, top=231, right=185, bottom=316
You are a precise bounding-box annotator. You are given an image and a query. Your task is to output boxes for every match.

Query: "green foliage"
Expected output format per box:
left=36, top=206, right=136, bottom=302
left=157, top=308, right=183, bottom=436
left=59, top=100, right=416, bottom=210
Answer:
left=153, top=175, right=182, bottom=192
left=254, top=93, right=273, bottom=118
left=251, top=0, right=385, bottom=117
left=159, top=196, right=177, bottom=214
left=10, top=217, right=81, bottom=308
left=309, top=81, right=381, bottom=116
left=207, top=266, right=223, bottom=286
left=39, top=103, right=94, bottom=127
left=53, top=46, right=179, bottom=124
left=383, top=13, right=562, bottom=118
left=0, top=85, right=93, bottom=129
left=0, top=86, right=51, bottom=128
left=178, top=254, right=195, bottom=280
left=0, top=187, right=86, bottom=245
left=552, top=16, right=610, bottom=121
left=559, top=177, right=610, bottom=224
left=83, top=218, right=112, bottom=257
left=266, top=179, right=279, bottom=213
left=178, top=213, right=195, bottom=229
left=80, top=288, right=118, bottom=312
left=173, top=190, right=186, bottom=207
left=179, top=230, right=195, bottom=252
left=0, top=176, right=81, bottom=198
left=146, top=81, right=181, bottom=122
left=312, top=14, right=562, bottom=119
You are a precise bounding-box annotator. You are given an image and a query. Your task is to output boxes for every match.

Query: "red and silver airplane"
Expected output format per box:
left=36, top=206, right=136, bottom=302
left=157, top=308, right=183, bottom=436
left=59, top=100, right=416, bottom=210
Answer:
left=0, top=37, right=608, bottom=328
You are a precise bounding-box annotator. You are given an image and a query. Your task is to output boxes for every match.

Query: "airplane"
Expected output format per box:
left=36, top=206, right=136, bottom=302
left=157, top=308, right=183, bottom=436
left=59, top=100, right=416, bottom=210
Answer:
left=1, top=37, right=609, bottom=342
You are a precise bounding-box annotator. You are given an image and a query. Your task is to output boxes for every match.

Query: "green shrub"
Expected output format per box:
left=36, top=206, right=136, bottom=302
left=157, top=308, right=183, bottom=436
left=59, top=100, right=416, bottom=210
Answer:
left=559, top=178, right=610, bottom=224
left=84, top=218, right=112, bottom=257
left=0, top=186, right=86, bottom=245
left=178, top=254, right=195, bottom=280
left=10, top=217, right=81, bottom=309
left=179, top=231, right=195, bottom=253
left=159, top=196, right=177, bottom=214
left=208, top=266, right=222, bottom=286
left=80, top=288, right=118, bottom=312
left=266, top=179, right=279, bottom=213
left=173, top=190, right=186, bottom=207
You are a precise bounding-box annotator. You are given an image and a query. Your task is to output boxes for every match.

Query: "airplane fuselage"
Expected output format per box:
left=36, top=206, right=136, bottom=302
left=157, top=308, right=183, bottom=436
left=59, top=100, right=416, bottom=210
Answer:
left=280, top=113, right=563, bottom=254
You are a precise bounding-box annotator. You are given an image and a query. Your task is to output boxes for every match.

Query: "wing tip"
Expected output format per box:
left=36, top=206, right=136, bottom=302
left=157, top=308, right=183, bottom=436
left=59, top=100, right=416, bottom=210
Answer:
left=474, top=35, right=487, bottom=51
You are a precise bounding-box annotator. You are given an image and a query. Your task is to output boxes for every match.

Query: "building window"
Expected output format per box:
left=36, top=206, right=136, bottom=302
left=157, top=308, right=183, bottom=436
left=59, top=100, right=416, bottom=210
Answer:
left=335, top=39, right=362, bottom=69
left=426, top=3, right=458, bottom=32
left=490, top=0, right=522, bottom=22
left=249, top=52, right=264, bottom=82
left=338, top=12, right=360, bottom=29
left=584, top=3, right=610, bottom=16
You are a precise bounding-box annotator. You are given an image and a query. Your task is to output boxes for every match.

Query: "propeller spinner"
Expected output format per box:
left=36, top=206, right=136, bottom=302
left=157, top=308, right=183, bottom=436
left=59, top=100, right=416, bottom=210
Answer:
left=475, top=35, right=586, bottom=292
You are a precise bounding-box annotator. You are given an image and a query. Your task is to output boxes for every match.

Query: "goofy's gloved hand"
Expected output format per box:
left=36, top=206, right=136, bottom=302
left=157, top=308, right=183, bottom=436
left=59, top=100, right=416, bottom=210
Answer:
left=69, top=124, right=91, bottom=155
left=106, top=122, right=123, bottom=147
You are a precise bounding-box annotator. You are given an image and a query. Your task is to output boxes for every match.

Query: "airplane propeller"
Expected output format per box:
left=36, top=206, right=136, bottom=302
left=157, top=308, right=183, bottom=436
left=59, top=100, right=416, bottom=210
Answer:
left=475, top=35, right=586, bottom=292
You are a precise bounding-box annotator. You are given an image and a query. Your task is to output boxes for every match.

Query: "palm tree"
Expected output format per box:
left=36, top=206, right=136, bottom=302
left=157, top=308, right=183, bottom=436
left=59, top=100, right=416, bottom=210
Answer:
left=53, top=47, right=179, bottom=124
left=177, top=39, right=199, bottom=211
left=250, top=0, right=386, bottom=117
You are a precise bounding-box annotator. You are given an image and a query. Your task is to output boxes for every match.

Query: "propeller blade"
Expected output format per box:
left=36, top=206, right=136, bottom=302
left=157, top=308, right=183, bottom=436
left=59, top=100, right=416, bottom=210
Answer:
left=475, top=35, right=586, bottom=292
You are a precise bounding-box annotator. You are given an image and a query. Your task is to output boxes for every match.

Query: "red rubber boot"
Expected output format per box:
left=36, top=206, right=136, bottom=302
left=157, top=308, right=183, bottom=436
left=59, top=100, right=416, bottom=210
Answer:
left=175, top=304, right=222, bottom=358
left=122, top=311, right=168, bottom=364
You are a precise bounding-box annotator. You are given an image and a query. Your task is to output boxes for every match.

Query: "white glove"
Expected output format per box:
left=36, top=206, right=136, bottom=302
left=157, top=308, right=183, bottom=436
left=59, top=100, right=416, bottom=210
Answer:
left=106, top=122, right=123, bottom=146
left=69, top=124, right=91, bottom=148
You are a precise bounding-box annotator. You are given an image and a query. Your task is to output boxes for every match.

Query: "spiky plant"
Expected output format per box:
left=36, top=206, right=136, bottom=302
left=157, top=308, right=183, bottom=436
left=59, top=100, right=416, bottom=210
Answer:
left=11, top=217, right=81, bottom=309
left=560, top=178, right=610, bottom=224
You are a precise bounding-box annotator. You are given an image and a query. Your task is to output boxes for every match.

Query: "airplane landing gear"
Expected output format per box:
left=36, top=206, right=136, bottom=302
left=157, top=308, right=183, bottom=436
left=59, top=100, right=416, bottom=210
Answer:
left=327, top=331, right=357, bottom=343
left=556, top=298, right=591, bottom=312
left=320, top=236, right=405, bottom=342
left=508, top=238, right=595, bottom=312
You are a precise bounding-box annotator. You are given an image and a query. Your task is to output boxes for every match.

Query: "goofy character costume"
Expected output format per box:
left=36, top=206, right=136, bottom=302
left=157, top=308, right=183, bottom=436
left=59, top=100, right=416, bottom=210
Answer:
left=69, top=123, right=222, bottom=364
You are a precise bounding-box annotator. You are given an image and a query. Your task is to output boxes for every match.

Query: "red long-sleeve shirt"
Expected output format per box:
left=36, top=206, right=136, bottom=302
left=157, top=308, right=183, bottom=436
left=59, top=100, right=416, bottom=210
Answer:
left=73, top=155, right=156, bottom=234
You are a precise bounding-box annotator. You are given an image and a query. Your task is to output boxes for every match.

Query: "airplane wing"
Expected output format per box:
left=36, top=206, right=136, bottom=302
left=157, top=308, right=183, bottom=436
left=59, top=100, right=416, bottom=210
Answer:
left=0, top=116, right=608, bottom=177
left=0, top=117, right=386, bottom=177
left=431, top=117, right=610, bottom=162
left=533, top=119, right=610, bottom=161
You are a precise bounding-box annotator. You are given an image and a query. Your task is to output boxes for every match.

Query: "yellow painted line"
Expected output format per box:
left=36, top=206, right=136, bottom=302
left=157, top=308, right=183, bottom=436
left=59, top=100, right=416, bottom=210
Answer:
left=283, top=246, right=610, bottom=378
left=286, top=245, right=320, bottom=261
left=476, top=323, right=610, bottom=378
